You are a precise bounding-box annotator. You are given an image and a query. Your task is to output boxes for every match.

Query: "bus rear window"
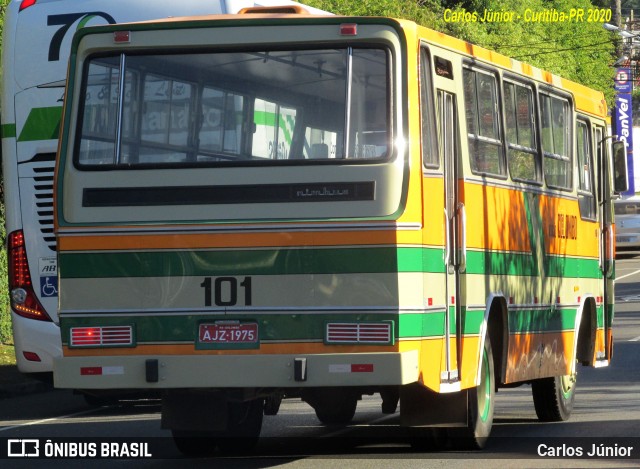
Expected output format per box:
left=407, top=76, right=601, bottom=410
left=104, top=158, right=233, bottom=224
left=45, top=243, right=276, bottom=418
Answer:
left=75, top=48, right=390, bottom=167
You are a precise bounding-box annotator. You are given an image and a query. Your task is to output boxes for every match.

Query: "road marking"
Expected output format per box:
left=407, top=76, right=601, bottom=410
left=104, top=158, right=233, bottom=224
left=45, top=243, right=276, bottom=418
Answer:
left=630, top=336, right=640, bottom=342
left=616, top=268, right=640, bottom=281
left=0, top=408, right=99, bottom=433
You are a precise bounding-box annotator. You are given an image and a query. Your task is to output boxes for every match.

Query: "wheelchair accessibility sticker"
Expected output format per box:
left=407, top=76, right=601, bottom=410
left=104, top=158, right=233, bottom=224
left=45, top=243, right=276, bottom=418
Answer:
left=39, top=257, right=58, bottom=298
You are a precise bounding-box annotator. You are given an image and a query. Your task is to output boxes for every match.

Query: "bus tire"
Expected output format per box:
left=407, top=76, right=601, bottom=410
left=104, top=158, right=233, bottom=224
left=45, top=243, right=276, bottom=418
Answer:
left=531, top=373, right=576, bottom=422
left=452, top=337, right=495, bottom=449
left=314, top=395, right=358, bottom=425
left=264, top=392, right=283, bottom=416
left=216, top=399, right=264, bottom=454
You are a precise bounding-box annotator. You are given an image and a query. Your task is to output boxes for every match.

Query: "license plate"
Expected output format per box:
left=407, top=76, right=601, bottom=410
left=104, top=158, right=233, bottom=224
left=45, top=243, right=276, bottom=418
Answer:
left=199, top=322, right=258, bottom=344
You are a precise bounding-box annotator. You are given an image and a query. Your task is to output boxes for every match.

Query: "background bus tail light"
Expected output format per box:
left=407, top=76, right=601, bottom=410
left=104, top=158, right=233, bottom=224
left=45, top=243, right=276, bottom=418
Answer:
left=19, top=0, right=37, bottom=12
left=8, top=230, right=51, bottom=322
left=23, top=351, right=42, bottom=362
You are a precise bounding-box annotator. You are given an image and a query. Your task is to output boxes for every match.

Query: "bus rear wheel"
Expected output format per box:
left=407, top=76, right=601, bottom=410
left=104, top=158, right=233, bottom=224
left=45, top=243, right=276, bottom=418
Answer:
left=531, top=373, right=576, bottom=422
left=308, top=389, right=358, bottom=425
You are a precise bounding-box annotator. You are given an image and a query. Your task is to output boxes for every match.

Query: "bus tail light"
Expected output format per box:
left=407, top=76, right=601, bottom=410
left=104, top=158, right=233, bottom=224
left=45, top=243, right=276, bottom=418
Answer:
left=19, top=0, right=37, bottom=12
left=70, top=326, right=133, bottom=347
left=8, top=230, right=51, bottom=322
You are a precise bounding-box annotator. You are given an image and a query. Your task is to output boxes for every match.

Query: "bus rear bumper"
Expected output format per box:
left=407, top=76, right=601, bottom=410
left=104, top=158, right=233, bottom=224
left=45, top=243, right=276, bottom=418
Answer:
left=53, top=351, right=420, bottom=389
left=11, top=313, right=61, bottom=374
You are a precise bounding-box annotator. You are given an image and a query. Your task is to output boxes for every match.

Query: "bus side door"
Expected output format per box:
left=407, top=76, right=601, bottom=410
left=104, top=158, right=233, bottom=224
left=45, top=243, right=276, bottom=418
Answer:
left=438, top=88, right=465, bottom=388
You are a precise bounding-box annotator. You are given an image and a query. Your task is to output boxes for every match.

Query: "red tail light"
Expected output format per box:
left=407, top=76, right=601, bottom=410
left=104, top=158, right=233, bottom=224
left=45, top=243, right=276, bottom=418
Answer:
left=8, top=230, right=51, bottom=321
left=19, top=0, right=37, bottom=12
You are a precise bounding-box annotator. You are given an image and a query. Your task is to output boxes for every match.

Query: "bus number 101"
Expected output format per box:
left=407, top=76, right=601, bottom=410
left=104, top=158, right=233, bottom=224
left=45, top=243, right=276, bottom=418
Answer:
left=200, top=276, right=253, bottom=307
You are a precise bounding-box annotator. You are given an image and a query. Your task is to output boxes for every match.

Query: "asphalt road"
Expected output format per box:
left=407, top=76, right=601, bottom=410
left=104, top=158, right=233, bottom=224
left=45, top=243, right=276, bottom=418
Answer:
left=1, top=258, right=640, bottom=468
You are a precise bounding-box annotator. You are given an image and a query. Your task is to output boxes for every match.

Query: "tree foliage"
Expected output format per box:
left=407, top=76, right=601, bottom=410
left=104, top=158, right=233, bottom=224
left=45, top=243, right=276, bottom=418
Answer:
left=302, top=0, right=616, bottom=104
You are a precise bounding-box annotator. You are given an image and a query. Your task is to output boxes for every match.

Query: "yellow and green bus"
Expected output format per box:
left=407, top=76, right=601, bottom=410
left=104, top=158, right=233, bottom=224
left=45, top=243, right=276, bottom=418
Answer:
left=53, top=6, right=626, bottom=453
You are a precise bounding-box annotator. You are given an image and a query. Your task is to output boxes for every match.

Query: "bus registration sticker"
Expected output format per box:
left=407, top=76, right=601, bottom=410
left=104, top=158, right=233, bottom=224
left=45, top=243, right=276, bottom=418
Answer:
left=197, top=322, right=259, bottom=350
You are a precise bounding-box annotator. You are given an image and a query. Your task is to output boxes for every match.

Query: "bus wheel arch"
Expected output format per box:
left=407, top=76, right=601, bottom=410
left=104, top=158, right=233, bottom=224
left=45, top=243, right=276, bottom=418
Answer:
left=576, top=296, right=597, bottom=366
left=451, top=297, right=504, bottom=449
left=529, top=297, right=592, bottom=423
left=486, top=296, right=508, bottom=388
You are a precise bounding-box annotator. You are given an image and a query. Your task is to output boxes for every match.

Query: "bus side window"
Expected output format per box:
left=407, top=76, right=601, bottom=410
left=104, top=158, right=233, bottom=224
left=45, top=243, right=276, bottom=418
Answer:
left=576, top=119, right=596, bottom=220
left=504, top=81, right=539, bottom=182
left=420, top=47, right=438, bottom=168
left=462, top=67, right=505, bottom=177
left=540, top=93, right=572, bottom=190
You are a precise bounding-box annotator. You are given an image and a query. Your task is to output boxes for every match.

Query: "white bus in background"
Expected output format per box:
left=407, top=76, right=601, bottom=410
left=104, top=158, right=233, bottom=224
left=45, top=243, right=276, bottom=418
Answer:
left=1, top=0, right=327, bottom=379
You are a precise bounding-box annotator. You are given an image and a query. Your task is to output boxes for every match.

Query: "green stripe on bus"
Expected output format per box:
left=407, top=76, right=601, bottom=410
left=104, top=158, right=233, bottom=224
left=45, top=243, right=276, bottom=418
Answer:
left=59, top=246, right=600, bottom=279
left=59, top=246, right=447, bottom=279
left=60, top=311, right=445, bottom=344
left=399, top=312, right=445, bottom=337
left=60, top=306, right=576, bottom=345
left=1, top=124, right=16, bottom=138
left=465, top=250, right=601, bottom=278
left=509, top=308, right=577, bottom=333
left=17, top=107, right=62, bottom=142
left=465, top=250, right=537, bottom=276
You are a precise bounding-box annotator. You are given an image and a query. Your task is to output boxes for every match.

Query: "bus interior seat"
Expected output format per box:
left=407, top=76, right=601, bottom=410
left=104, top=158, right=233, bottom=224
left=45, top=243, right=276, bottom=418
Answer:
left=311, top=143, right=329, bottom=159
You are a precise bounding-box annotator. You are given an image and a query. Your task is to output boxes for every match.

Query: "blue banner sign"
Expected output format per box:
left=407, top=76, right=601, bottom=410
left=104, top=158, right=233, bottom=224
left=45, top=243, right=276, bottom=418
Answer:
left=615, top=83, right=635, bottom=194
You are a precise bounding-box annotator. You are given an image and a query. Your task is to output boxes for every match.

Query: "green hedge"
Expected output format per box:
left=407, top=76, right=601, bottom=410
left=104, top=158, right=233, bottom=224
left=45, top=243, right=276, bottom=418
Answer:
left=0, top=197, right=10, bottom=345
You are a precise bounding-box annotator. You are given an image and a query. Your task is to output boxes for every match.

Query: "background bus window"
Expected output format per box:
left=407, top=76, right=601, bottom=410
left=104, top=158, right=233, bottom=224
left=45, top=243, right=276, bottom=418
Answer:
left=252, top=100, right=297, bottom=159
left=304, top=127, right=339, bottom=159
left=463, top=68, right=504, bottom=176
left=137, top=74, right=195, bottom=164
left=541, top=93, right=572, bottom=189
left=199, top=87, right=244, bottom=159
left=504, top=81, right=538, bottom=182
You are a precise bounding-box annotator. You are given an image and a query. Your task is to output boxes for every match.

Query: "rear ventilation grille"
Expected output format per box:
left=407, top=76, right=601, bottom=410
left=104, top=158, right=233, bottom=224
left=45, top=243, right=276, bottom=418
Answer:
left=325, top=322, right=393, bottom=344
left=70, top=326, right=134, bottom=348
